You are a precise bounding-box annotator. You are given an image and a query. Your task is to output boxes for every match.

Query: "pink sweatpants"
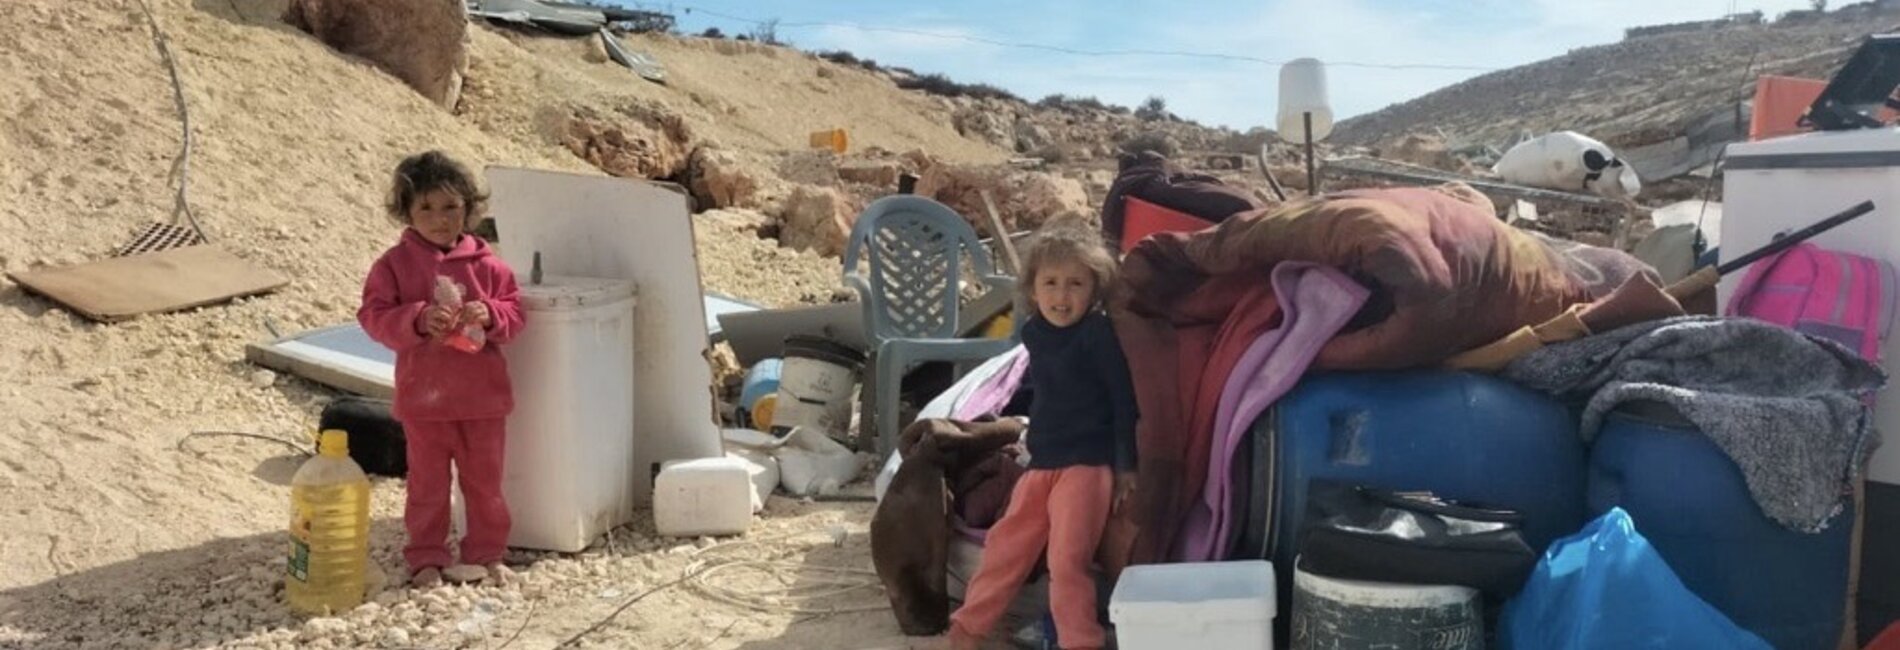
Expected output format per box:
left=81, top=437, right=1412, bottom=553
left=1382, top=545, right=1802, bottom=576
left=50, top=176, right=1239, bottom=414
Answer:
left=951, top=466, right=1113, bottom=650
left=403, top=418, right=511, bottom=571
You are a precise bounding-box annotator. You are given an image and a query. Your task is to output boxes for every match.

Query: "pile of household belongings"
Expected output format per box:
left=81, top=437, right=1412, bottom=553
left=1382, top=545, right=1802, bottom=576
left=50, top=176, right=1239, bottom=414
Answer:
left=872, top=157, right=1886, bottom=630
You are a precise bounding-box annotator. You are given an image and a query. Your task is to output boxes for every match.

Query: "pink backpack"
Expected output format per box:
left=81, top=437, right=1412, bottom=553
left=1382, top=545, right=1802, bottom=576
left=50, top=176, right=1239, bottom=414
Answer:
left=1727, top=242, right=1897, bottom=362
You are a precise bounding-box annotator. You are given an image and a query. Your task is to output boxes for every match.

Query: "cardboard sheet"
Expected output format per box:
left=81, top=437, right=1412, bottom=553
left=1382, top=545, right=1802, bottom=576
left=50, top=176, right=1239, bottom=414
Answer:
left=486, top=167, right=723, bottom=496
left=8, top=245, right=287, bottom=322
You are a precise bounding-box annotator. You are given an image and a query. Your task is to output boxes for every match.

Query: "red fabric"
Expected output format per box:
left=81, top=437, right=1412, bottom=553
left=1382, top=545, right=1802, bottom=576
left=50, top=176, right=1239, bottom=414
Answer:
left=1107, top=185, right=1650, bottom=566
left=1121, top=197, right=1215, bottom=254
left=358, top=228, right=525, bottom=422
left=402, top=418, right=511, bottom=570
left=1870, top=621, right=1900, bottom=650
left=951, top=466, right=1113, bottom=649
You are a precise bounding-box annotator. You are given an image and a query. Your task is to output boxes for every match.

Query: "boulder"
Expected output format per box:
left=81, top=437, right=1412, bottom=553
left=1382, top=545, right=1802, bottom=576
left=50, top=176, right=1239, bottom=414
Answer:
left=688, top=148, right=770, bottom=210
left=838, top=160, right=903, bottom=188
left=778, top=186, right=862, bottom=257
left=900, top=148, right=937, bottom=173
left=777, top=151, right=841, bottom=186
left=914, top=164, right=1010, bottom=228
left=559, top=101, right=695, bottom=180
left=283, top=0, right=469, bottom=109
left=1013, top=119, right=1054, bottom=154
left=1013, top=173, right=1090, bottom=229
left=952, top=110, right=1014, bottom=150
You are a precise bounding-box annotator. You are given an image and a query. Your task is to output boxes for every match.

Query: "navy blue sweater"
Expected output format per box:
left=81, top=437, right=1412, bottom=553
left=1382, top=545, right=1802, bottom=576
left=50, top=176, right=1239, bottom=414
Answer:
left=1021, top=311, right=1139, bottom=472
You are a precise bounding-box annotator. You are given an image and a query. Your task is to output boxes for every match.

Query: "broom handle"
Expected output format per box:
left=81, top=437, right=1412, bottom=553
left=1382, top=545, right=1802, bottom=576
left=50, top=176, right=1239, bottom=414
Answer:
left=1665, top=200, right=1876, bottom=301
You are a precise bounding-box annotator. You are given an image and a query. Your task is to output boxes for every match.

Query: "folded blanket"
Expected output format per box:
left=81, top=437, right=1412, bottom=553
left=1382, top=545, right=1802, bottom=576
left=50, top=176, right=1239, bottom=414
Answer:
left=1502, top=316, right=1887, bottom=532
left=1111, top=184, right=1652, bottom=565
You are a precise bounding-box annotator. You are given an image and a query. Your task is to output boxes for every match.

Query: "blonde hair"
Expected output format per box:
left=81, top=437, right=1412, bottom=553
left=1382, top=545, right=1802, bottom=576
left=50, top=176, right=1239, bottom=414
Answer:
left=385, top=150, right=488, bottom=228
left=1017, top=220, right=1118, bottom=309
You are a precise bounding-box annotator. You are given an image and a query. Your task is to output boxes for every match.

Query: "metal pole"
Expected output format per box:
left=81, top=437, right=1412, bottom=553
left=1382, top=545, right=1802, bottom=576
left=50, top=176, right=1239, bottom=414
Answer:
left=1304, top=111, right=1318, bottom=196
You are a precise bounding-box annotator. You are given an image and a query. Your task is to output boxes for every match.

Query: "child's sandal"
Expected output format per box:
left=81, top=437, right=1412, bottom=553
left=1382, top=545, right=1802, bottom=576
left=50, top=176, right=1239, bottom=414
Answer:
left=442, top=564, right=489, bottom=585
left=410, top=566, right=444, bottom=589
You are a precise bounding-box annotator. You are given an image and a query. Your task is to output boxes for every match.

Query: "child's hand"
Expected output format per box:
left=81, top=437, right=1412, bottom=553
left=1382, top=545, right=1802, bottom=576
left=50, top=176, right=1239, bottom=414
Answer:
left=462, top=301, right=492, bottom=328
left=1113, top=472, right=1138, bottom=516
left=419, top=305, right=455, bottom=337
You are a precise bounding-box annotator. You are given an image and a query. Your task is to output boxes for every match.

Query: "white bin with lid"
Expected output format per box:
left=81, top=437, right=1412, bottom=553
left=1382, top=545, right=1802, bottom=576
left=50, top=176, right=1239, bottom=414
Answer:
left=497, top=274, right=637, bottom=553
left=1109, top=560, right=1276, bottom=650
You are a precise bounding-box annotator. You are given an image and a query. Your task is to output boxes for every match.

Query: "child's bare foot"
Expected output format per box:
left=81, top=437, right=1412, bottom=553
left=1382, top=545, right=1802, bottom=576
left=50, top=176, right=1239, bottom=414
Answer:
left=486, top=563, right=516, bottom=587
left=443, top=564, right=488, bottom=584
left=410, top=567, right=443, bottom=589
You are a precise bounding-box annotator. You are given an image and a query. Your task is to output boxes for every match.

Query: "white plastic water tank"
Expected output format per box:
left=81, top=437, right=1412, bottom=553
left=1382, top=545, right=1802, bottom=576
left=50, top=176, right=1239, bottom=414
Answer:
left=1721, top=128, right=1900, bottom=483
left=499, top=275, right=637, bottom=552
left=1110, top=560, right=1276, bottom=650
left=1278, top=58, right=1333, bottom=142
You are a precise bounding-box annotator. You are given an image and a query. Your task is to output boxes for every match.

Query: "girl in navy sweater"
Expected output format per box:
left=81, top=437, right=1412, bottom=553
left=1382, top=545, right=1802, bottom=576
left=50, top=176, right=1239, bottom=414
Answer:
left=949, top=223, right=1137, bottom=650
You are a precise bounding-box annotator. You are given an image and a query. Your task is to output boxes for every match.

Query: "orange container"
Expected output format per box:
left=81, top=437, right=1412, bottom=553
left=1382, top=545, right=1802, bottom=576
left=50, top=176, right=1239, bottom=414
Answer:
left=808, top=128, right=849, bottom=154
left=1120, top=196, right=1215, bottom=254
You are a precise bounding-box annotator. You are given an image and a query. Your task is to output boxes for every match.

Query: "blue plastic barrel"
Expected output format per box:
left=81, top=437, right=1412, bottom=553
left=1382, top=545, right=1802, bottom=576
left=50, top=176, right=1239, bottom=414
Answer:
left=1589, top=411, right=1853, bottom=650
left=1258, top=371, right=1589, bottom=642
left=738, top=358, right=782, bottom=424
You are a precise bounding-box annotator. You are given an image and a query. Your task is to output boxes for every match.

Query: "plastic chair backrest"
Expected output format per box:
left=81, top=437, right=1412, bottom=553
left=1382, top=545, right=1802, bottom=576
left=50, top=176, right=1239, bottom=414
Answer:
left=843, top=196, right=997, bottom=343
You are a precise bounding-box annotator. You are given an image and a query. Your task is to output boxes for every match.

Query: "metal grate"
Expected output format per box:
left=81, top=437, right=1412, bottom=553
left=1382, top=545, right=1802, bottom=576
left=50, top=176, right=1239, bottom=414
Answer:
left=116, top=221, right=206, bottom=257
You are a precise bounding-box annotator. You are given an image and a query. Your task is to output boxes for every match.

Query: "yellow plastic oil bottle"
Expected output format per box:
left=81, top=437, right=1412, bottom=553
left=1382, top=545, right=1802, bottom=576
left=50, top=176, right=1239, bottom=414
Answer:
left=286, top=430, right=371, bottom=616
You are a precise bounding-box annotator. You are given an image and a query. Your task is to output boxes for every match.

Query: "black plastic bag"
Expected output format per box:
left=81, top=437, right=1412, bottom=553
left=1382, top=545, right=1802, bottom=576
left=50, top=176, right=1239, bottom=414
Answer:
left=1296, top=481, right=1536, bottom=599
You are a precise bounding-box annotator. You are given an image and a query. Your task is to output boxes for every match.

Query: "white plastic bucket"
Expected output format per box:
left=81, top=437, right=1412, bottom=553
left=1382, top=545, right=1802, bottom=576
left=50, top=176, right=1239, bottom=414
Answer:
left=770, top=336, right=864, bottom=444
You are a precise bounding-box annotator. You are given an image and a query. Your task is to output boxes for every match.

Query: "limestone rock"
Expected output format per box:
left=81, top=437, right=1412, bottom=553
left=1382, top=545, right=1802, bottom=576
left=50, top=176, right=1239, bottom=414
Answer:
left=283, top=0, right=469, bottom=109
left=688, top=148, right=768, bottom=210
left=777, top=186, right=862, bottom=257
left=837, top=160, right=902, bottom=188
left=559, top=101, right=695, bottom=180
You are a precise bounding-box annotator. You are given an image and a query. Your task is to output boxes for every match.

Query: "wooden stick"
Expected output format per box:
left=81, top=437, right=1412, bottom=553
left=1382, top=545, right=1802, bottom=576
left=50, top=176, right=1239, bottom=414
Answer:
left=977, top=190, right=1021, bottom=276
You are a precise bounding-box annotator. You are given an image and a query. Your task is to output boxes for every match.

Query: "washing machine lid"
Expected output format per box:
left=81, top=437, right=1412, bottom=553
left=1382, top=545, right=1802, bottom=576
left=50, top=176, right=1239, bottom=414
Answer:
left=518, top=275, right=636, bottom=311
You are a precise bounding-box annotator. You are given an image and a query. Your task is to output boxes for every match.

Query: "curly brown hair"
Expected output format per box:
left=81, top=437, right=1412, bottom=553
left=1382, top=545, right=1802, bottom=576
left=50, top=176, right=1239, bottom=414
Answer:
left=1017, top=219, right=1118, bottom=310
left=385, top=151, right=488, bottom=228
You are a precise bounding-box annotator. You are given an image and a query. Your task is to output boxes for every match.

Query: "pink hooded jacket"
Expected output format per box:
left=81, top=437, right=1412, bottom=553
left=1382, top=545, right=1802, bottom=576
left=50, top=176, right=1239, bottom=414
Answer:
left=358, top=228, right=525, bottom=422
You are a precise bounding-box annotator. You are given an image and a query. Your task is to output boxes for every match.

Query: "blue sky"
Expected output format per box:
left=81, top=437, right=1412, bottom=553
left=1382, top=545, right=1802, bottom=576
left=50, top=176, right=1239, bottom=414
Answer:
left=647, top=1, right=1817, bottom=130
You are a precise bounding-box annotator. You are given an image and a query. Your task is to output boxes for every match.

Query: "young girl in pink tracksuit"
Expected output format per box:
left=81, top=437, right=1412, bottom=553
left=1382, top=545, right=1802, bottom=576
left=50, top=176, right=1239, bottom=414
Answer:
left=358, top=151, right=525, bottom=589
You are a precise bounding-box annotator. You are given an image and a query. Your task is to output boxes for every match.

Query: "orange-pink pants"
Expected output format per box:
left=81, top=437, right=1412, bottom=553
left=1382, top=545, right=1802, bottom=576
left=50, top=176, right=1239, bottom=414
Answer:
left=951, top=466, right=1112, bottom=649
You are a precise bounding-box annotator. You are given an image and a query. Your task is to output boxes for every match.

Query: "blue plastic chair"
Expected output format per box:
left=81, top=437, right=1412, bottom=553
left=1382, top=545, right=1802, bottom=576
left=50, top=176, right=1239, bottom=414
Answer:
left=843, top=195, right=1016, bottom=455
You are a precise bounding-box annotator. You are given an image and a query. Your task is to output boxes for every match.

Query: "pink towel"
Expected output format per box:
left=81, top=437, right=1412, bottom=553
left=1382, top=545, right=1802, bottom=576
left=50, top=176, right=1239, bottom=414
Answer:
left=1176, top=263, right=1368, bottom=562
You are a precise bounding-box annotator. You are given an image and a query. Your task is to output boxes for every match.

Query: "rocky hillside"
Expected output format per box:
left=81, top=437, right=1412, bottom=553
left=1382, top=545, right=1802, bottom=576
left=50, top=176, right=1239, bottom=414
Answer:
left=1334, top=5, right=1900, bottom=151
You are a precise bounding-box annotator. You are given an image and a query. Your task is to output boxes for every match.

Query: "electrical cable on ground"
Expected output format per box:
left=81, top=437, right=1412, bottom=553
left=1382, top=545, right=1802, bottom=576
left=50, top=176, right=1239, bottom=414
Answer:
left=134, top=0, right=210, bottom=243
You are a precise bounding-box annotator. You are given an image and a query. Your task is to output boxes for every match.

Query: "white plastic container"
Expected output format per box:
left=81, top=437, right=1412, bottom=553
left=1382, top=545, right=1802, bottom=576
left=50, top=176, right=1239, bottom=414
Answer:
left=654, top=457, right=755, bottom=538
left=1109, top=560, right=1276, bottom=650
left=1277, top=58, right=1333, bottom=142
left=498, top=275, right=637, bottom=553
left=1721, top=128, right=1900, bottom=483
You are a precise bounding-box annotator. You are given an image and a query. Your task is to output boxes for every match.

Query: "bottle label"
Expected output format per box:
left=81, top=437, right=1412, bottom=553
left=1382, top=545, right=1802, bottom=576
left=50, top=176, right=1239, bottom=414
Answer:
left=287, top=505, right=314, bottom=583
left=288, top=538, right=311, bottom=582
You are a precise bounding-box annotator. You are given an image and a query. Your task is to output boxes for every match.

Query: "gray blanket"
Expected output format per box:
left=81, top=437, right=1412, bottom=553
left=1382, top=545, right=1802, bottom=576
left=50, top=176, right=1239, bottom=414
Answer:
left=1502, top=316, right=1886, bottom=532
